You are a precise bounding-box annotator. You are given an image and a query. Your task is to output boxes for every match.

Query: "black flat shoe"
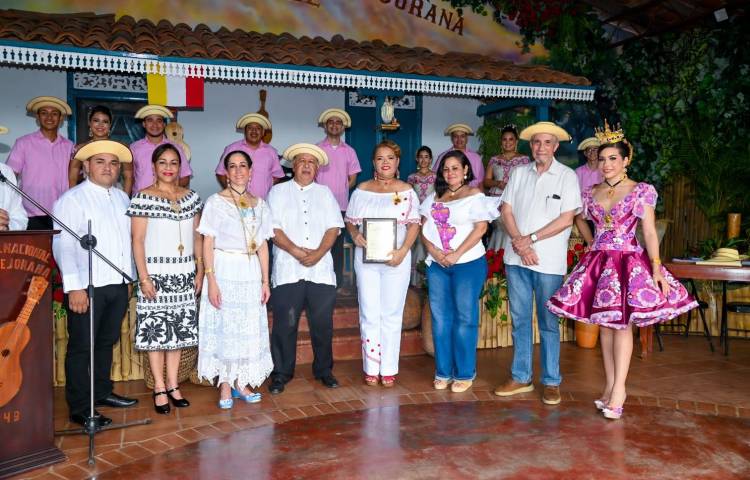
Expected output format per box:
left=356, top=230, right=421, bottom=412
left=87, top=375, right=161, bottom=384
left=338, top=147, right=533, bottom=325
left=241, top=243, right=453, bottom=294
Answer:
left=319, top=375, right=339, bottom=389
left=153, top=391, right=171, bottom=414
left=166, top=387, right=190, bottom=408
left=70, top=410, right=112, bottom=428
left=96, top=392, right=138, bottom=408
left=268, top=377, right=285, bottom=395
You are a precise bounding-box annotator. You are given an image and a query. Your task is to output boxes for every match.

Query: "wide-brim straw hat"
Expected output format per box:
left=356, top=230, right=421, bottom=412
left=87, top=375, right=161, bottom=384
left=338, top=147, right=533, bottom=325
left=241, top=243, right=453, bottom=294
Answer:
left=236, top=113, right=272, bottom=131
left=444, top=123, right=474, bottom=136
left=0, top=125, right=7, bottom=134
left=26, top=96, right=72, bottom=116
left=577, top=137, right=601, bottom=151
left=74, top=140, right=133, bottom=163
left=318, top=108, right=352, bottom=128
left=519, top=121, right=571, bottom=142
left=283, top=143, right=329, bottom=167
left=134, top=105, right=174, bottom=120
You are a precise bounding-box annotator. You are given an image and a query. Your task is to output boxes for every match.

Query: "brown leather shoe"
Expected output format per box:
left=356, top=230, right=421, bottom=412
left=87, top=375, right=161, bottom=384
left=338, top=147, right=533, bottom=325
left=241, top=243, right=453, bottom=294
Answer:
left=542, top=385, right=561, bottom=405
left=494, top=379, right=534, bottom=397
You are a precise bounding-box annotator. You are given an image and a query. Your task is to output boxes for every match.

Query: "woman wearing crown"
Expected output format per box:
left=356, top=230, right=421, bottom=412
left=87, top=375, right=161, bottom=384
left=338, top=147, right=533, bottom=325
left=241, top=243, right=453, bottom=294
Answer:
left=546, top=122, right=698, bottom=420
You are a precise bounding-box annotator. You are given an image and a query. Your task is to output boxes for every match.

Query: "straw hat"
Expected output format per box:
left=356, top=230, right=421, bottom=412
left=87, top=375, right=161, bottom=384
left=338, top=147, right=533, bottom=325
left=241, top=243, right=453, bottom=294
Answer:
left=318, top=108, right=351, bottom=128
left=26, top=96, right=72, bottom=116
left=519, top=121, right=571, bottom=142
left=134, top=105, right=174, bottom=120
left=236, top=113, right=272, bottom=131
left=0, top=125, right=7, bottom=134
left=73, top=140, right=133, bottom=163
left=577, top=137, right=601, bottom=151
left=444, top=123, right=474, bottom=136
left=282, top=143, right=329, bottom=167
left=696, top=248, right=748, bottom=267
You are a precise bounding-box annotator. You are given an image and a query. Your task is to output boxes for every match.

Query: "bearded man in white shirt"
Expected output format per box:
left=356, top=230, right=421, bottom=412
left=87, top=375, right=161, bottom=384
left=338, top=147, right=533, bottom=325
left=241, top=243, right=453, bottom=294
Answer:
left=53, top=140, right=139, bottom=427
left=266, top=143, right=344, bottom=394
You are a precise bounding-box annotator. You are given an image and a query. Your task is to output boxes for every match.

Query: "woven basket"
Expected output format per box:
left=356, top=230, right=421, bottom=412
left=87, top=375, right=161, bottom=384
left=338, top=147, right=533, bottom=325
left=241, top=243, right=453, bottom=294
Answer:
left=143, top=347, right=198, bottom=389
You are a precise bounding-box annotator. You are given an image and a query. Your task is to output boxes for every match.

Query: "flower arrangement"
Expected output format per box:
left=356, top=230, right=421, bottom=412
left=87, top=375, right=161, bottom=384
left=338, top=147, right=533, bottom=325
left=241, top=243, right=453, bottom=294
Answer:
left=567, top=242, right=585, bottom=274
left=481, top=248, right=508, bottom=321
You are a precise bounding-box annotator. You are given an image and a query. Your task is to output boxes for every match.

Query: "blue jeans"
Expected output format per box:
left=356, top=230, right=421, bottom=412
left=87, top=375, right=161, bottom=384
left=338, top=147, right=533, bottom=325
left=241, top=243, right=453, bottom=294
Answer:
left=505, top=264, right=564, bottom=386
left=427, top=256, right=487, bottom=381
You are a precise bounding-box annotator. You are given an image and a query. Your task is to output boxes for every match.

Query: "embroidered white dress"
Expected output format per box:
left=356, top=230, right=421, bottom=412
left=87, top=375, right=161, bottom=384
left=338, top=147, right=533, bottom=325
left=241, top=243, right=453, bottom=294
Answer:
left=196, top=194, right=274, bottom=388
left=345, top=188, right=421, bottom=376
left=127, top=190, right=202, bottom=350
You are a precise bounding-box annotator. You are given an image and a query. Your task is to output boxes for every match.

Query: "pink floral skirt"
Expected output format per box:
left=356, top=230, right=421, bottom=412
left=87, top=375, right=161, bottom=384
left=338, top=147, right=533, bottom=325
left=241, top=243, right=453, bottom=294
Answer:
left=546, top=249, right=698, bottom=330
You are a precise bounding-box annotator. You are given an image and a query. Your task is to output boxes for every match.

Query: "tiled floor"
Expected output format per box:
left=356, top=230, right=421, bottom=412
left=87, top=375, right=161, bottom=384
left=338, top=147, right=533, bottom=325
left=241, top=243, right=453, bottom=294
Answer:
left=15, top=335, right=750, bottom=479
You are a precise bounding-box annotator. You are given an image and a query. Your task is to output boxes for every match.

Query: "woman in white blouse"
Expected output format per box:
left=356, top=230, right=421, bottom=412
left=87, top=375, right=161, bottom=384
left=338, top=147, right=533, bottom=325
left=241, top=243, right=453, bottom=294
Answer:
left=420, top=150, right=500, bottom=393
left=345, top=140, right=421, bottom=388
left=197, top=150, right=274, bottom=409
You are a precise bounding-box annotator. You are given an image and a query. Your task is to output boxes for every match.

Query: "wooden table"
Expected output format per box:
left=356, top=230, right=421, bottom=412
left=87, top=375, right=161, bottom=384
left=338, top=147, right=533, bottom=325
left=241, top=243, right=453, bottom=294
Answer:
left=665, top=262, right=750, bottom=355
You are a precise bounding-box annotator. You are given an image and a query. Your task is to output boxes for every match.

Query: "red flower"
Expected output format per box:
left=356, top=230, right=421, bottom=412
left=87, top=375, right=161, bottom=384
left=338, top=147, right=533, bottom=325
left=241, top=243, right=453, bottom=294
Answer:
left=52, top=288, right=64, bottom=303
left=574, top=243, right=584, bottom=252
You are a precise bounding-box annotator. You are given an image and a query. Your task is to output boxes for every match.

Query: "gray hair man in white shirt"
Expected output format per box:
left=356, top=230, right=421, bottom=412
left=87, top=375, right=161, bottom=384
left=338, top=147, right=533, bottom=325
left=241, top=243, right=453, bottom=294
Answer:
left=52, top=140, right=139, bottom=428
left=493, top=122, right=582, bottom=406
left=266, top=143, right=345, bottom=395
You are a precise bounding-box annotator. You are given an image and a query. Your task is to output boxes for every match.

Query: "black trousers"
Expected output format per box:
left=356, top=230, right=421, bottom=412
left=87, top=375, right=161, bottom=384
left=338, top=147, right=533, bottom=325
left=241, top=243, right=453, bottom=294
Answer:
left=64, top=283, right=129, bottom=415
left=330, top=211, right=346, bottom=288
left=27, top=215, right=53, bottom=230
left=270, top=280, right=336, bottom=381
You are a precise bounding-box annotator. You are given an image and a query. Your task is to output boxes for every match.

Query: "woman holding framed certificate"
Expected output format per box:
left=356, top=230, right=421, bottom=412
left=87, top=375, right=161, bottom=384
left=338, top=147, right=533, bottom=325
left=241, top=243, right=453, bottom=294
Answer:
left=420, top=150, right=501, bottom=393
left=345, top=140, right=421, bottom=388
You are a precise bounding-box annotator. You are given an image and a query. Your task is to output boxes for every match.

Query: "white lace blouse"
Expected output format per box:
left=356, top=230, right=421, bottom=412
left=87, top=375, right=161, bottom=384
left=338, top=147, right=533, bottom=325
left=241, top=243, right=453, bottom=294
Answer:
left=197, top=194, right=274, bottom=251
left=345, top=188, right=421, bottom=247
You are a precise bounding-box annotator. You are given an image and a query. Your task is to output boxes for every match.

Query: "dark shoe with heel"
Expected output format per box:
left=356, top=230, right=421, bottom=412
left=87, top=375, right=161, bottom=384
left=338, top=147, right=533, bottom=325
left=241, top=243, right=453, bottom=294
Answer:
left=153, top=391, right=171, bottom=414
left=167, top=387, right=190, bottom=408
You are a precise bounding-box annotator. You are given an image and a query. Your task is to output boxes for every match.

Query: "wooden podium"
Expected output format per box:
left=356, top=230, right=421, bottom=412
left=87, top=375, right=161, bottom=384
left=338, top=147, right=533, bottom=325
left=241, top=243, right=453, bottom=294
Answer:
left=0, top=231, right=65, bottom=478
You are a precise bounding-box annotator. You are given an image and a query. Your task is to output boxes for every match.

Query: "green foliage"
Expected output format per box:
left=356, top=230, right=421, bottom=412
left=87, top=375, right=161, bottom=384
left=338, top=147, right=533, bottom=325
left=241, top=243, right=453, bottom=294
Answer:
left=475, top=110, right=534, bottom=163
left=447, top=0, right=750, bottom=237
left=481, top=277, right=508, bottom=321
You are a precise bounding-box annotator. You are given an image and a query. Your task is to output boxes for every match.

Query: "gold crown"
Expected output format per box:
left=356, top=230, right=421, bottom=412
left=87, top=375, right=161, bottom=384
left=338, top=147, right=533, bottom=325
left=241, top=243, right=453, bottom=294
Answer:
left=594, top=120, right=625, bottom=144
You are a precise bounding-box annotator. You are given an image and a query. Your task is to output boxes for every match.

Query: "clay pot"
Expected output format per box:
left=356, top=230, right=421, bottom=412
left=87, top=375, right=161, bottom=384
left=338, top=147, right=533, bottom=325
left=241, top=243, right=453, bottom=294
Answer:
left=402, top=286, right=423, bottom=330
left=421, top=300, right=434, bottom=356
left=575, top=322, right=599, bottom=349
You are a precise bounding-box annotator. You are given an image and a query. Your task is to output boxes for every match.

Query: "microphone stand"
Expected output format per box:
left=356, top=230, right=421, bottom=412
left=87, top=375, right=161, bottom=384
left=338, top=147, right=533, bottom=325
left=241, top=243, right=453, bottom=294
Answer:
left=0, top=171, right=151, bottom=465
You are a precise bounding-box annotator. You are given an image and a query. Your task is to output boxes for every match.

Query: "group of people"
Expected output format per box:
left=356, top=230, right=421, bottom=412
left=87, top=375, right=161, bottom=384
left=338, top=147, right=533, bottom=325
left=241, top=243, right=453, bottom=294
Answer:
left=0, top=94, right=697, bottom=426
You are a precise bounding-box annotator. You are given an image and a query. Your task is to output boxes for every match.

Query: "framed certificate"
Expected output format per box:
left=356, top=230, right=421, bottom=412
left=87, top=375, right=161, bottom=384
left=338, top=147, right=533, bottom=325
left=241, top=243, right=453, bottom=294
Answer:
left=363, top=218, right=397, bottom=263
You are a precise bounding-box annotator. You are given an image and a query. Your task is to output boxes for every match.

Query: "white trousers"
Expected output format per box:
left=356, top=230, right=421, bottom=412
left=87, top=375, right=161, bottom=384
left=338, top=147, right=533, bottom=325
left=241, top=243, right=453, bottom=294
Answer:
left=354, top=248, right=411, bottom=376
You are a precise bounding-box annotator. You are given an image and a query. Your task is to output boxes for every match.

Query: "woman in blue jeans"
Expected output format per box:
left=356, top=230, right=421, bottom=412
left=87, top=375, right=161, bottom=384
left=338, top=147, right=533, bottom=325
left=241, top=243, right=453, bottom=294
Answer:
left=420, top=150, right=500, bottom=392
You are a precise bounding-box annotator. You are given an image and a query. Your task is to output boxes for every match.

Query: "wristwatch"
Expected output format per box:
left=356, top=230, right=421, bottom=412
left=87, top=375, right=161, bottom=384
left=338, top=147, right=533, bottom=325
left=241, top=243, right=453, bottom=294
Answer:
left=530, top=233, right=539, bottom=243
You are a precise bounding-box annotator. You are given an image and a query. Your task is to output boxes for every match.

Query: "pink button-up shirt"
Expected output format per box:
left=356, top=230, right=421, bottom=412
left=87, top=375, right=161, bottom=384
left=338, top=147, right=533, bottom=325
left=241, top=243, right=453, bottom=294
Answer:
left=434, top=147, right=485, bottom=189
left=316, top=138, right=361, bottom=211
left=130, top=137, right=192, bottom=194
left=215, top=140, right=283, bottom=199
left=6, top=130, right=74, bottom=217
left=575, top=164, right=603, bottom=197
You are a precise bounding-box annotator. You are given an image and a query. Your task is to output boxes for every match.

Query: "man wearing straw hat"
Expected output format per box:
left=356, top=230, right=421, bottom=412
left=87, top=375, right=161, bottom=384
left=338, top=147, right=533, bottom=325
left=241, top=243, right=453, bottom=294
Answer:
left=6, top=96, right=74, bottom=230
left=433, top=123, right=485, bottom=189
left=266, top=143, right=344, bottom=394
left=494, top=121, right=581, bottom=406
left=0, top=125, right=28, bottom=230
left=128, top=104, right=192, bottom=196
left=316, top=108, right=361, bottom=289
left=215, top=113, right=283, bottom=199
left=52, top=139, right=139, bottom=427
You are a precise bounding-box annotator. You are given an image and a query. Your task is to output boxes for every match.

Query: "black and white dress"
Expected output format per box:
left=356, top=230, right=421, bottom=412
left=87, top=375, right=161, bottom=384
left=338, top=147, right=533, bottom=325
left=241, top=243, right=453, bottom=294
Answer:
left=127, top=190, right=203, bottom=351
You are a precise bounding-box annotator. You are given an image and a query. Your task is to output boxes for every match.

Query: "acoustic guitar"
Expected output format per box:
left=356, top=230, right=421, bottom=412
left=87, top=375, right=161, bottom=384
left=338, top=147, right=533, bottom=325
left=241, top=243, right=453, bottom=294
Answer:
left=0, top=276, right=49, bottom=407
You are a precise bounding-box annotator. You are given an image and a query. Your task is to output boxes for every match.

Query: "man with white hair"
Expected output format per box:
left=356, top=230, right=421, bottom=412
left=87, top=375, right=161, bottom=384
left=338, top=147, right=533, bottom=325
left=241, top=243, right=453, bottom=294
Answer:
left=6, top=96, right=74, bottom=229
left=316, top=108, right=361, bottom=288
left=266, top=143, right=344, bottom=394
left=0, top=125, right=28, bottom=230
left=494, top=121, right=581, bottom=406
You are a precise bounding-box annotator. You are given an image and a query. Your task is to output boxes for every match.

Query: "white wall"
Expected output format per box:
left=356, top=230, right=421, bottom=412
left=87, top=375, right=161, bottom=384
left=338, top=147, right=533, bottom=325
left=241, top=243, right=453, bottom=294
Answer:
left=421, top=95, right=482, bottom=156
left=178, top=82, right=342, bottom=200
left=0, top=68, right=71, bottom=160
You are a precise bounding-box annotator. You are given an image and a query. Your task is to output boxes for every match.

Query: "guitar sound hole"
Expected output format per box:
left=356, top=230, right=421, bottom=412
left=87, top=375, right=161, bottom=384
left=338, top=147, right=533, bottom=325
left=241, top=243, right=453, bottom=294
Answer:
left=1, top=349, right=9, bottom=357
